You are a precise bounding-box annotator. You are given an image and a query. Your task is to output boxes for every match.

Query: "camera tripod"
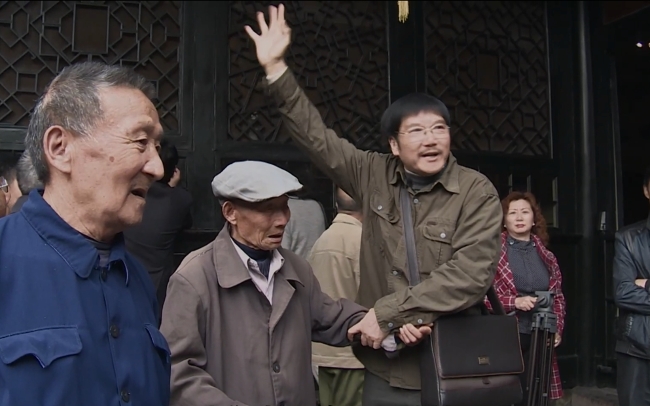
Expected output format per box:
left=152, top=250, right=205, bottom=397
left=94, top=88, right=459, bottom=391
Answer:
left=524, top=291, right=557, bottom=406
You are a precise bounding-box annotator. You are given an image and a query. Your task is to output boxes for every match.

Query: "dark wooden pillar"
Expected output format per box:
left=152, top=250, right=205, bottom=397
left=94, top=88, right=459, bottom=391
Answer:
left=576, top=0, right=598, bottom=386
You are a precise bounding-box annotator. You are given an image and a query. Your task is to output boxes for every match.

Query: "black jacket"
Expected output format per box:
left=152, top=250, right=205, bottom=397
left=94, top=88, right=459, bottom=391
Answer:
left=614, top=216, right=650, bottom=359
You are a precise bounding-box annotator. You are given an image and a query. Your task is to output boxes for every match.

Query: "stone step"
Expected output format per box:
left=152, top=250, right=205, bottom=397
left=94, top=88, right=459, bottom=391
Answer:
left=562, top=386, right=619, bottom=406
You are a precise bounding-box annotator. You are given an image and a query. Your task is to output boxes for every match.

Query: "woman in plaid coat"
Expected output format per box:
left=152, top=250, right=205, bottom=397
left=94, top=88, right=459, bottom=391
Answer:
left=485, top=191, right=567, bottom=404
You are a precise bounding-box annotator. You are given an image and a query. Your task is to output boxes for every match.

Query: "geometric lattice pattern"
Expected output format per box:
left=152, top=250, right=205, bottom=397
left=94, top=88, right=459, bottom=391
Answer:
left=229, top=1, right=389, bottom=151
left=425, top=1, right=551, bottom=156
left=0, top=1, right=182, bottom=131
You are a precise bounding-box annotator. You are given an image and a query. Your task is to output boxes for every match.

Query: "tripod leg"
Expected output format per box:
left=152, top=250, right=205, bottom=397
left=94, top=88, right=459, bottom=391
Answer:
left=526, top=330, right=541, bottom=406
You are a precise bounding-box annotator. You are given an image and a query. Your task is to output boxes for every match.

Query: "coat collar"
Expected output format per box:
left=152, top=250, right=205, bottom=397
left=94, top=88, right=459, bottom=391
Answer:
left=332, top=213, right=362, bottom=228
left=212, top=225, right=304, bottom=289
left=20, top=189, right=131, bottom=284
left=389, top=153, right=461, bottom=194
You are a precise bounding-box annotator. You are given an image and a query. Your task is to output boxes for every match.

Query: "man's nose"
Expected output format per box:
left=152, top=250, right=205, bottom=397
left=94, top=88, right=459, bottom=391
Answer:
left=144, top=149, right=164, bottom=181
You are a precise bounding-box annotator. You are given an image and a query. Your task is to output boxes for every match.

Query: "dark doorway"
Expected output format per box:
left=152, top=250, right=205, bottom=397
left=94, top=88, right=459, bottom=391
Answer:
left=611, top=7, right=650, bottom=226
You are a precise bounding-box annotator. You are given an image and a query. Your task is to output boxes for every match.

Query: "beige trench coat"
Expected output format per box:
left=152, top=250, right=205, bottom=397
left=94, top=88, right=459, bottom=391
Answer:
left=160, top=226, right=367, bottom=406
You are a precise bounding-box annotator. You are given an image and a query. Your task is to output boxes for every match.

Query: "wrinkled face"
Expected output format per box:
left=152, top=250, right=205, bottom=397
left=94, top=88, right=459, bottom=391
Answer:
left=67, top=86, right=164, bottom=231
left=389, top=111, right=451, bottom=176
left=224, top=196, right=291, bottom=250
left=505, top=199, right=535, bottom=240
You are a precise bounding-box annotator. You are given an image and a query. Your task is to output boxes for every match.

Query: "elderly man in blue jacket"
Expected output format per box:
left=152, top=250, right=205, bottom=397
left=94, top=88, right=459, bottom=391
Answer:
left=0, top=62, right=171, bottom=405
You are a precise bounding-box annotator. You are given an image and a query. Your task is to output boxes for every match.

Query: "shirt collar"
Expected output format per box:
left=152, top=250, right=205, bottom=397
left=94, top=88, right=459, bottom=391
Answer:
left=389, top=153, right=461, bottom=194
left=21, top=189, right=131, bottom=284
left=213, top=225, right=304, bottom=288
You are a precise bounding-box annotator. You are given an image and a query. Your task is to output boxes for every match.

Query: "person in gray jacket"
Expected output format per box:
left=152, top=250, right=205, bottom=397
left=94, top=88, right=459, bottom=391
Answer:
left=614, top=165, right=650, bottom=406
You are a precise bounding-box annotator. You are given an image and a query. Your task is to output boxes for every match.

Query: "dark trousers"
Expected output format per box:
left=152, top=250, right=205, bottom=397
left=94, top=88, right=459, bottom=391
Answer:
left=617, top=352, right=650, bottom=406
left=361, top=371, right=421, bottom=406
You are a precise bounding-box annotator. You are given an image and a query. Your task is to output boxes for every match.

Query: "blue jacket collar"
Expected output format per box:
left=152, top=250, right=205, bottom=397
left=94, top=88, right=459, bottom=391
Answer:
left=21, top=189, right=130, bottom=284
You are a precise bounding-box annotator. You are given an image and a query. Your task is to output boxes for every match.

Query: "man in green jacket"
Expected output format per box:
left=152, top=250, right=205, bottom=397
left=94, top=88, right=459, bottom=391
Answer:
left=245, top=5, right=503, bottom=405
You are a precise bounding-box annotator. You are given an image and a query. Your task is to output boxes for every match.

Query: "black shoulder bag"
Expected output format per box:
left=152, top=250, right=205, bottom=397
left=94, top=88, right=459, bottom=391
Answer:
left=398, top=187, right=524, bottom=406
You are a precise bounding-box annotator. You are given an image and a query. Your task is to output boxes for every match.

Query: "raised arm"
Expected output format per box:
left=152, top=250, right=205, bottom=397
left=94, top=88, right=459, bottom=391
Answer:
left=160, top=274, right=248, bottom=406
left=245, top=4, right=381, bottom=202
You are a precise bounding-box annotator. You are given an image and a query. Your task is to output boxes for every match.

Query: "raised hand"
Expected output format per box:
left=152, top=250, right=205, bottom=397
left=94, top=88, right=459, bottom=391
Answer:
left=244, top=4, right=291, bottom=77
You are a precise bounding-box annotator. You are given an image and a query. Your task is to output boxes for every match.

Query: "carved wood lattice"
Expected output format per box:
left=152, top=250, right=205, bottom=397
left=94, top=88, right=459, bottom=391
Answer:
left=0, top=1, right=182, bottom=131
left=424, top=1, right=551, bottom=156
left=228, top=1, right=389, bottom=151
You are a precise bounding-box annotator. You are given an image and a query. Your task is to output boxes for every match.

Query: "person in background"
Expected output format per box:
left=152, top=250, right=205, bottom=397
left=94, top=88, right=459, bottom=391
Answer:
left=11, top=150, right=43, bottom=213
left=1, top=162, right=21, bottom=212
left=309, top=186, right=365, bottom=406
left=281, top=170, right=327, bottom=259
left=0, top=61, right=170, bottom=405
left=487, top=191, right=566, bottom=405
left=160, top=160, right=368, bottom=406
left=0, top=177, right=7, bottom=218
left=124, top=138, right=193, bottom=312
left=613, top=165, right=650, bottom=406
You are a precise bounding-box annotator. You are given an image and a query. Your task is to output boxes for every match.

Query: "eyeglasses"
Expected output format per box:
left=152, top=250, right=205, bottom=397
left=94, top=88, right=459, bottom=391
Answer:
left=0, top=176, right=7, bottom=193
left=398, top=124, right=450, bottom=143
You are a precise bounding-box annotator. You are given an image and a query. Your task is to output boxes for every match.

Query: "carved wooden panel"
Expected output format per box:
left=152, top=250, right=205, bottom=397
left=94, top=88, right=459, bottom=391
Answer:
left=424, top=1, right=551, bottom=156
left=228, top=1, right=389, bottom=151
left=463, top=160, right=558, bottom=227
left=0, top=1, right=182, bottom=132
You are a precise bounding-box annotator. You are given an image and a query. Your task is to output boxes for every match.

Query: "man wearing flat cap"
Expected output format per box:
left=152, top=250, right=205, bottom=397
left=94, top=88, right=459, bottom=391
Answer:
left=160, top=160, right=368, bottom=406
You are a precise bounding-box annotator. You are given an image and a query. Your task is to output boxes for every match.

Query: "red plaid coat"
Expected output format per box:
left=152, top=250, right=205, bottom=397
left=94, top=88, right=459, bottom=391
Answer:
left=484, top=232, right=566, bottom=399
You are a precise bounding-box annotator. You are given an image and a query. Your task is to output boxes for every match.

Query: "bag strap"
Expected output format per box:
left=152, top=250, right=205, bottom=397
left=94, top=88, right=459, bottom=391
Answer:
left=398, top=187, right=506, bottom=316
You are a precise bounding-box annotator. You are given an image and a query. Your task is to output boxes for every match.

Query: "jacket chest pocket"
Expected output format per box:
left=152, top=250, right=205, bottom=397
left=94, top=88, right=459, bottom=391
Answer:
left=369, top=191, right=401, bottom=262
left=0, top=326, right=83, bottom=369
left=422, top=221, right=456, bottom=268
left=145, top=323, right=171, bottom=366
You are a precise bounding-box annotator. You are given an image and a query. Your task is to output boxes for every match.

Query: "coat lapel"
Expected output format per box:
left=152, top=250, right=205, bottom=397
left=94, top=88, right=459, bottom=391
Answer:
left=269, top=256, right=304, bottom=332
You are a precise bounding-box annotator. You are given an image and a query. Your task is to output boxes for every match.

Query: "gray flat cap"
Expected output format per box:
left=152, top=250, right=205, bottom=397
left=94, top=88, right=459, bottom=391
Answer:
left=211, top=160, right=303, bottom=202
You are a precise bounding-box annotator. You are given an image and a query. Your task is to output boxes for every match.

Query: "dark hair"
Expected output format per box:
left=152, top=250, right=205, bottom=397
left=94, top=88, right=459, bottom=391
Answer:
left=644, top=166, right=650, bottom=187
left=25, top=61, right=156, bottom=183
left=335, top=186, right=361, bottom=212
left=158, top=139, right=179, bottom=184
left=380, top=93, right=451, bottom=141
left=501, top=191, right=550, bottom=247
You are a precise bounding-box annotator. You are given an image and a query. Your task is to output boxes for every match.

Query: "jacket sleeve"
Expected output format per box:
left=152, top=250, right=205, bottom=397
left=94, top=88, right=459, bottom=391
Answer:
left=373, top=178, right=502, bottom=329
left=160, top=273, right=248, bottom=406
left=613, top=231, right=650, bottom=315
left=548, top=252, right=567, bottom=337
left=265, top=68, right=379, bottom=204
left=310, top=268, right=368, bottom=346
left=493, top=262, right=518, bottom=314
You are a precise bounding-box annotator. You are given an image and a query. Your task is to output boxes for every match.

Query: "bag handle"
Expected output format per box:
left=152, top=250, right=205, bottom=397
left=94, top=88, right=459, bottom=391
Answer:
left=398, top=187, right=505, bottom=316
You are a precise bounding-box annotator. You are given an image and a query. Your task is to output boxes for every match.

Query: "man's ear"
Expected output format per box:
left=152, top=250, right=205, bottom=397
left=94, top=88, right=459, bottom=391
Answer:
left=222, top=201, right=237, bottom=225
left=644, top=184, right=650, bottom=201
left=388, top=136, right=400, bottom=156
left=43, top=126, right=74, bottom=176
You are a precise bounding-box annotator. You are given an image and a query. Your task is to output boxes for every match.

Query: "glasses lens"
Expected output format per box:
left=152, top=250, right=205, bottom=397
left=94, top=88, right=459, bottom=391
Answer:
left=0, top=176, right=7, bottom=193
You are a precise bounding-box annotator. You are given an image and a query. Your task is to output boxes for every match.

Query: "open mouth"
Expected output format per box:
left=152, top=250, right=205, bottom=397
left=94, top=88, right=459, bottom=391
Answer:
left=130, top=188, right=147, bottom=199
left=515, top=224, right=525, bottom=228
left=268, top=233, right=283, bottom=240
left=421, top=151, right=440, bottom=160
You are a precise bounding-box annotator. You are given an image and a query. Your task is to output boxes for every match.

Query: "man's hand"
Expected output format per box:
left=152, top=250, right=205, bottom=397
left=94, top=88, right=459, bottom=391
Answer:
left=347, top=308, right=388, bottom=349
left=635, top=279, right=648, bottom=289
left=398, top=323, right=433, bottom=347
left=168, top=167, right=181, bottom=188
left=244, top=4, right=291, bottom=77
left=554, top=334, right=562, bottom=348
left=514, top=296, right=537, bottom=312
